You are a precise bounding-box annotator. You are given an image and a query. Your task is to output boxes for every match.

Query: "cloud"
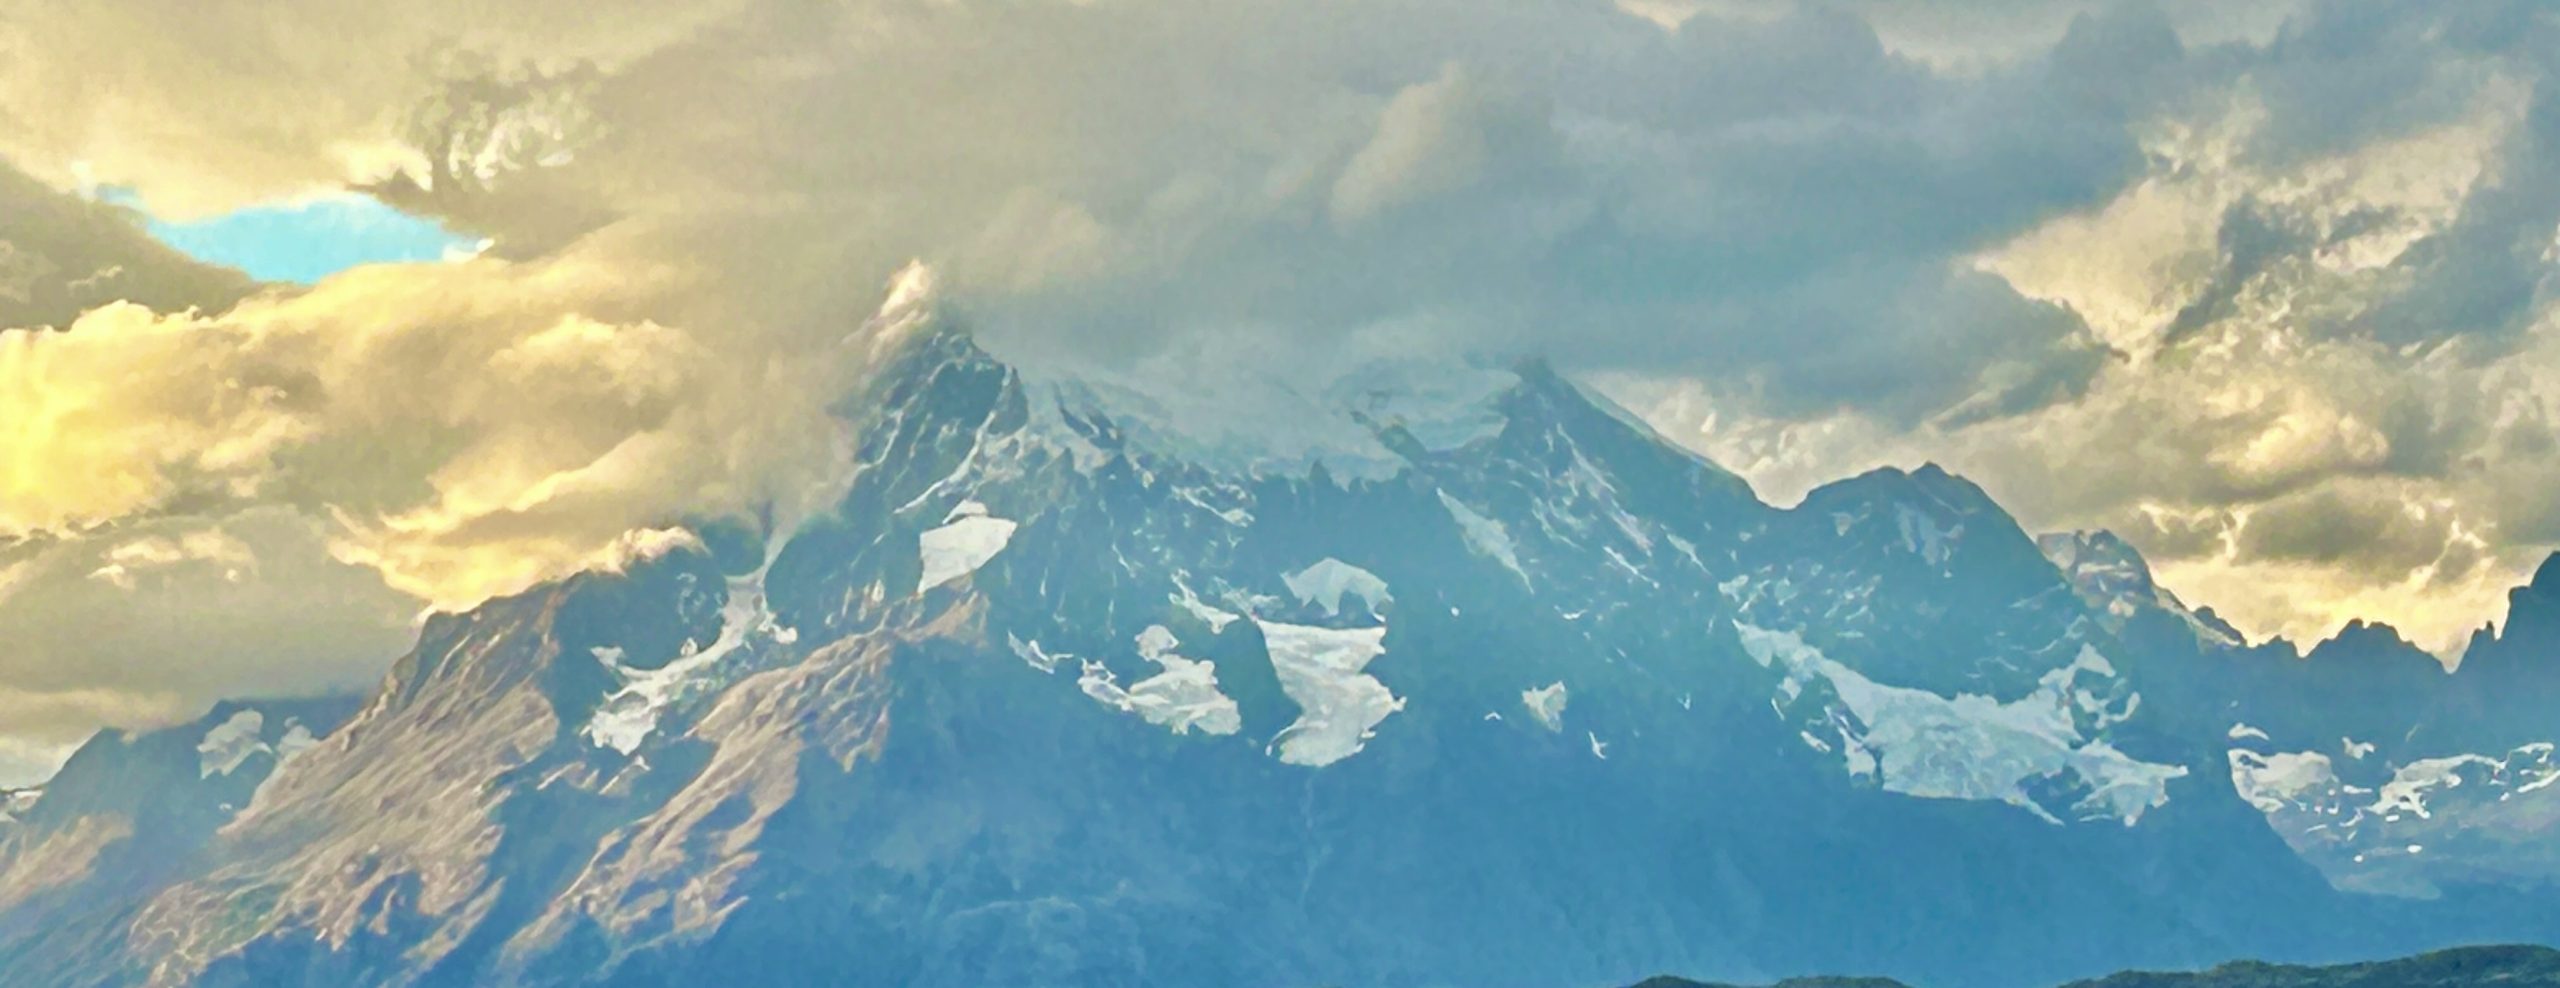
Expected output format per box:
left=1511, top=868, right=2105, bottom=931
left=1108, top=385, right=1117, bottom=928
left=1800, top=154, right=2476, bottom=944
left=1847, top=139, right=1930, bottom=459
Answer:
left=1616, top=0, right=2560, bottom=651
left=0, top=160, right=254, bottom=329
left=13, top=0, right=2156, bottom=418
left=1329, top=64, right=1531, bottom=227
left=0, top=240, right=933, bottom=609
left=0, top=507, right=417, bottom=783
left=88, top=526, right=259, bottom=591
left=0, top=1, right=2177, bottom=611
left=1636, top=0, right=2304, bottom=67
left=0, top=0, right=750, bottom=217
left=1, top=0, right=2559, bottom=744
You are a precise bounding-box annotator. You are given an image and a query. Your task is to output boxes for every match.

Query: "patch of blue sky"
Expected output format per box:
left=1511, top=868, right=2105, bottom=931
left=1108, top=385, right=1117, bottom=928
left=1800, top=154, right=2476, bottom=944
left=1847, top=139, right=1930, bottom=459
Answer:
left=106, top=189, right=484, bottom=284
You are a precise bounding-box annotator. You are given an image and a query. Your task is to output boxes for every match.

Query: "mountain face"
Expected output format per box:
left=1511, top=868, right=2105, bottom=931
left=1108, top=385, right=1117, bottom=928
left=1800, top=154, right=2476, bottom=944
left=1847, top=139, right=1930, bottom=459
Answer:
left=0, top=697, right=358, bottom=988
left=5, top=306, right=2560, bottom=988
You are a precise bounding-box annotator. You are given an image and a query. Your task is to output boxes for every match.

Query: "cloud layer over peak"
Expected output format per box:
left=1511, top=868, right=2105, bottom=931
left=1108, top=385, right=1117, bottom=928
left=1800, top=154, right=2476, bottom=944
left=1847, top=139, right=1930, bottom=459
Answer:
left=5, top=0, right=2560, bottom=776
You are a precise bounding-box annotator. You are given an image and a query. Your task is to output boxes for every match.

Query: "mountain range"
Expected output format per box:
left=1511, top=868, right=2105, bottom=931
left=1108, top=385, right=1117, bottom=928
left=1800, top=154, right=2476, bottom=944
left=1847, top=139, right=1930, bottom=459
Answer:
left=5, top=288, right=2559, bottom=987
left=1630, top=944, right=2560, bottom=987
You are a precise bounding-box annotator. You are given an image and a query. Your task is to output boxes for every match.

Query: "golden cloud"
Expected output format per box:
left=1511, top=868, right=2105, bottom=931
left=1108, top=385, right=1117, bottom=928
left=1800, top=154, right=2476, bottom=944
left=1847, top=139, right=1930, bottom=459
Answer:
left=1, top=225, right=928, bottom=610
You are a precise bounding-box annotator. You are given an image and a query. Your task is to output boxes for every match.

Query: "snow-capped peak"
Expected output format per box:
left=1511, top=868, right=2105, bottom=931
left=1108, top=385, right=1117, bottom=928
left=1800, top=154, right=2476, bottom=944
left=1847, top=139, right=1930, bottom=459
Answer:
left=999, top=344, right=1699, bottom=485
left=1009, top=354, right=1527, bottom=483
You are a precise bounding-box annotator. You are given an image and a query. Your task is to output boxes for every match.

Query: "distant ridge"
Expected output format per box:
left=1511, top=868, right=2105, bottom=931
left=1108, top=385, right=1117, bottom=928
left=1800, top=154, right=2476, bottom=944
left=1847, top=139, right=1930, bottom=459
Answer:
left=1626, top=945, right=2560, bottom=988
left=2063, top=945, right=2560, bottom=987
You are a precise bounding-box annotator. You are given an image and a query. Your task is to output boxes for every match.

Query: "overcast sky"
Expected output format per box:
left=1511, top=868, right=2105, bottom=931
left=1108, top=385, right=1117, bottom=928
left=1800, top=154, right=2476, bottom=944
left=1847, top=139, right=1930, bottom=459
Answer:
left=3, top=0, right=2558, bottom=785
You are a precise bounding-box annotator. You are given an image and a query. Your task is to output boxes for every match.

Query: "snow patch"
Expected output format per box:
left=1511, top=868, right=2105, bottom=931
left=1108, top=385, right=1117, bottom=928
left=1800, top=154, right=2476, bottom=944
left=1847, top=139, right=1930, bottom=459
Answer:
left=2070, top=741, right=2191, bottom=824
left=2227, top=740, right=2560, bottom=896
left=1893, top=504, right=1959, bottom=567
left=246, top=721, right=323, bottom=805
left=1007, top=633, right=1064, bottom=674
left=273, top=722, right=317, bottom=761
left=196, top=711, right=269, bottom=778
left=2229, top=723, right=2271, bottom=743
left=1521, top=681, right=1568, bottom=732
left=1077, top=625, right=1242, bottom=737
left=918, top=511, right=1019, bottom=592
left=586, top=574, right=786, bottom=754
left=1257, top=620, right=1402, bottom=767
left=1283, top=558, right=1391, bottom=618
left=1437, top=490, right=1531, bottom=588
left=2374, top=755, right=2496, bottom=821
left=1171, top=583, right=1241, bottom=633
left=1734, top=623, right=2187, bottom=825
left=193, top=709, right=317, bottom=789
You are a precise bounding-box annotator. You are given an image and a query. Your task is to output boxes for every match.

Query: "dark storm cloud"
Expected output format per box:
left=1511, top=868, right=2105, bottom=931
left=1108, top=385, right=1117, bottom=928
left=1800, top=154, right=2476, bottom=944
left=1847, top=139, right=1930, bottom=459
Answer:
left=0, top=161, right=254, bottom=329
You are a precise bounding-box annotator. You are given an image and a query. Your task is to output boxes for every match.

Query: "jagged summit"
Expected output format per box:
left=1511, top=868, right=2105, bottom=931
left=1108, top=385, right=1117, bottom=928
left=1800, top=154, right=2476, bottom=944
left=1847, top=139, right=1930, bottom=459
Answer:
left=2033, top=528, right=2265, bottom=655
left=1794, top=464, right=1994, bottom=531
left=1792, top=464, right=2030, bottom=571
left=2306, top=618, right=2433, bottom=667
left=1800, top=462, right=1983, bottom=503
left=2419, top=553, right=2560, bottom=755
left=1781, top=464, right=2061, bottom=634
